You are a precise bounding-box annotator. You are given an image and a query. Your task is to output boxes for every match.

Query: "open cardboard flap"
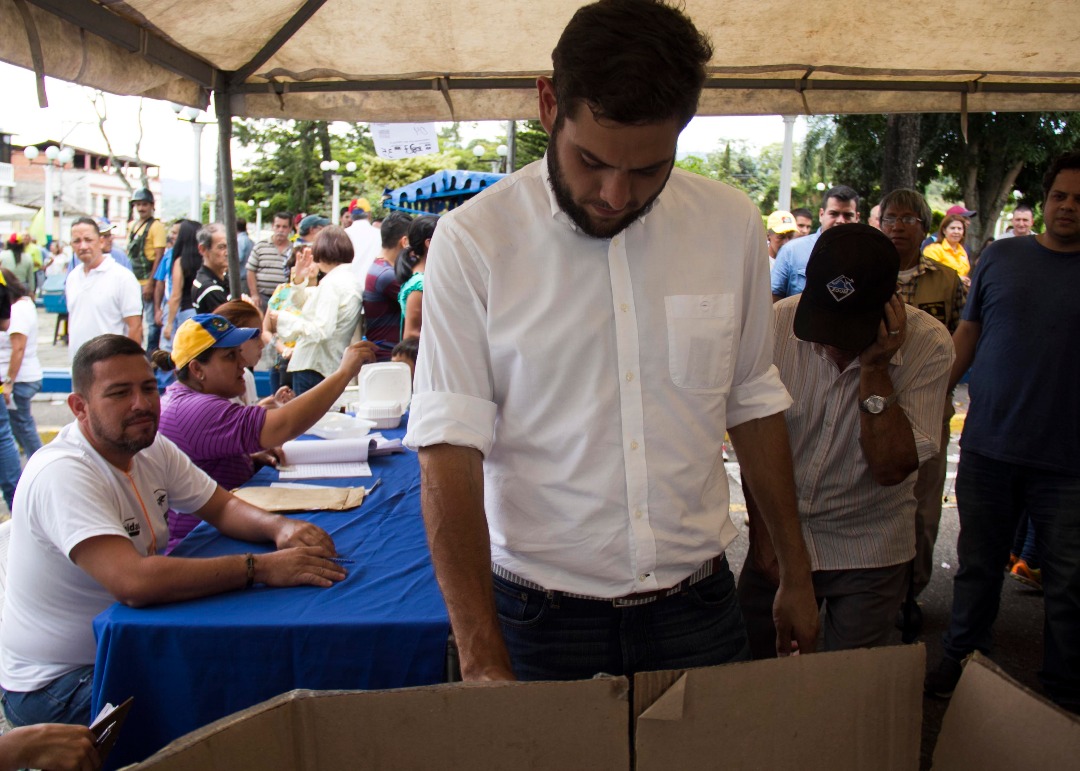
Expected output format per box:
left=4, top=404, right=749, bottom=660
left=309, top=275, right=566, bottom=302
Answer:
left=129, top=678, right=630, bottom=770
left=633, top=645, right=923, bottom=771
left=932, top=652, right=1080, bottom=770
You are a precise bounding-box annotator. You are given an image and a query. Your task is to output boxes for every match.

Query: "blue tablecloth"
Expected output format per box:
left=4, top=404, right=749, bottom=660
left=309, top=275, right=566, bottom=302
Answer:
left=91, top=424, right=448, bottom=768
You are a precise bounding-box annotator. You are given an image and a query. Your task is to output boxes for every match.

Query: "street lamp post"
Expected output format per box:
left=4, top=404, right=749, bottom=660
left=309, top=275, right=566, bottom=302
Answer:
left=23, top=144, right=76, bottom=241
left=320, top=160, right=358, bottom=224
left=172, top=104, right=213, bottom=222
left=472, top=144, right=509, bottom=173
left=250, top=199, right=270, bottom=239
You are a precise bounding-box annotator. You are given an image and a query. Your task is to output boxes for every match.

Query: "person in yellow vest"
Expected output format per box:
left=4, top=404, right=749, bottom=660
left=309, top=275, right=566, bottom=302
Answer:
left=126, top=188, right=167, bottom=349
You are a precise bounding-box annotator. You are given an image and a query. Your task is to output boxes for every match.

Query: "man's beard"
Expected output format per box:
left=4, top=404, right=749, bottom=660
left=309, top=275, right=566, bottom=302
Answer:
left=546, top=125, right=670, bottom=240
left=89, top=411, right=158, bottom=456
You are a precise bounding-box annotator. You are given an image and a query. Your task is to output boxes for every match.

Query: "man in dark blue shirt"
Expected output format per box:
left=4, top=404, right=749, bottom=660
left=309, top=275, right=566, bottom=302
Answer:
left=926, top=151, right=1080, bottom=714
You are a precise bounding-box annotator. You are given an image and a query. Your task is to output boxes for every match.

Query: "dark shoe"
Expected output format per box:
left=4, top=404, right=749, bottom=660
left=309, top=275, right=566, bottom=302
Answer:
left=925, top=655, right=964, bottom=698
left=896, top=600, right=924, bottom=642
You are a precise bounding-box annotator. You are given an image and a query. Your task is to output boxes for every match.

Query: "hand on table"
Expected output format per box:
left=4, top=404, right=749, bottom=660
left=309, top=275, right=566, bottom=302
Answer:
left=0, top=723, right=100, bottom=771
left=250, top=448, right=284, bottom=468
left=256, top=546, right=346, bottom=588
left=274, top=518, right=336, bottom=555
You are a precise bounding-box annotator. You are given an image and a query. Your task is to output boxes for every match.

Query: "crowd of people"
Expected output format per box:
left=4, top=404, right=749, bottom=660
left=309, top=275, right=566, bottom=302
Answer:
left=0, top=2, right=1075, bottom=767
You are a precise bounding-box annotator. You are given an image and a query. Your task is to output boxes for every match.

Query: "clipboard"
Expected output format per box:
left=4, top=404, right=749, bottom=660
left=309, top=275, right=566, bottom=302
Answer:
left=90, top=695, right=134, bottom=762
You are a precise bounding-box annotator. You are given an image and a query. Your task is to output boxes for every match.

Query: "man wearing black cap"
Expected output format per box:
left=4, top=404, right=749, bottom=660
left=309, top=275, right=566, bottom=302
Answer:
left=739, top=224, right=954, bottom=655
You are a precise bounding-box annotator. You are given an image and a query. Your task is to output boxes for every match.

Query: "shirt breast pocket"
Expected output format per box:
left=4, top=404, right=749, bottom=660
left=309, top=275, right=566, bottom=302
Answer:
left=665, top=294, right=735, bottom=390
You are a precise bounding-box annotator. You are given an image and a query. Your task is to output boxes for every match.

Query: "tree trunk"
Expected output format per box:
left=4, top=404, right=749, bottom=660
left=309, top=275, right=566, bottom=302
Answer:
left=882, top=114, right=921, bottom=195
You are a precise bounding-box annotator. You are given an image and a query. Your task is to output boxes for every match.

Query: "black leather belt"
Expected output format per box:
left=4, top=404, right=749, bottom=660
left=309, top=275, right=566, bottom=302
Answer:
left=491, top=555, right=725, bottom=607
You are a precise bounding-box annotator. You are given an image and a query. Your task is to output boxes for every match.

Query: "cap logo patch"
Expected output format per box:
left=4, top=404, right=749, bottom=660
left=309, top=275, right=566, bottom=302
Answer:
left=826, top=275, right=855, bottom=302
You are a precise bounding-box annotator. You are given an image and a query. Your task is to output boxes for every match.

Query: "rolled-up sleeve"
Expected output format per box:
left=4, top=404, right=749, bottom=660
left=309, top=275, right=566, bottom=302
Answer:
left=727, top=211, right=792, bottom=428
left=404, top=221, right=499, bottom=455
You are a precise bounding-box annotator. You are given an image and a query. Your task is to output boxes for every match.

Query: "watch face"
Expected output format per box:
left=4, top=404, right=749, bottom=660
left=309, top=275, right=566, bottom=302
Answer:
left=863, top=395, right=886, bottom=414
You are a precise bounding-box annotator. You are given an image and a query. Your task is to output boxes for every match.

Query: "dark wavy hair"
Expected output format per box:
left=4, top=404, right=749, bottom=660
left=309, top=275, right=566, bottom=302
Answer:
left=395, top=216, right=438, bottom=285
left=551, top=0, right=712, bottom=129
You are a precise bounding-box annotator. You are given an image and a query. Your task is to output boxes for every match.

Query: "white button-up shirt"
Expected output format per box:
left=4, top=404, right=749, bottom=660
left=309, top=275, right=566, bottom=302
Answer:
left=277, top=264, right=363, bottom=378
left=405, top=159, right=791, bottom=597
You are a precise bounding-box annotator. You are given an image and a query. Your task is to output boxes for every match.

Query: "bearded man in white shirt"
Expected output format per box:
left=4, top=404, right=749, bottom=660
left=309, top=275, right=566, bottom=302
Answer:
left=405, top=0, right=819, bottom=682
left=739, top=225, right=953, bottom=656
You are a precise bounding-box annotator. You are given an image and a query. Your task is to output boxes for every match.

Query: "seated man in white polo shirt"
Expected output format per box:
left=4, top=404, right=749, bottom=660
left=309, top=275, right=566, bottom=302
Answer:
left=0, top=335, right=347, bottom=729
left=64, top=217, right=143, bottom=360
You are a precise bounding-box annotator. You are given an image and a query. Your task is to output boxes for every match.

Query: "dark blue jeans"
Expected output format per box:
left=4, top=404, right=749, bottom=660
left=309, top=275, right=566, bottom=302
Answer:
left=290, top=369, right=324, bottom=397
left=493, top=559, right=750, bottom=681
left=0, top=395, right=22, bottom=509
left=943, top=451, right=1080, bottom=712
left=1, top=665, right=95, bottom=727
left=8, top=380, right=42, bottom=457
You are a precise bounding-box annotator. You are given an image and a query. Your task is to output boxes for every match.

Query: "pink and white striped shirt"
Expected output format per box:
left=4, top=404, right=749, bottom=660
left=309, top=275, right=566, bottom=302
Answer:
left=772, top=297, right=953, bottom=571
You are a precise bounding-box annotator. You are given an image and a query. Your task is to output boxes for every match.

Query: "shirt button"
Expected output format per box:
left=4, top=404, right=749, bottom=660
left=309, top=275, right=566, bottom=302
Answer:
left=625, top=372, right=634, bottom=382
left=630, top=440, right=639, bottom=450
left=620, top=303, right=629, bottom=313
left=639, top=573, right=649, bottom=582
left=634, top=510, right=643, bottom=519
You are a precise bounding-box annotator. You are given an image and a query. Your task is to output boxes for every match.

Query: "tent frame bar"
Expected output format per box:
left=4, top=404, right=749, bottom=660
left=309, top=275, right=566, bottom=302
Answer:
left=230, top=0, right=329, bottom=86
left=26, top=0, right=215, bottom=88
left=228, top=76, right=1080, bottom=97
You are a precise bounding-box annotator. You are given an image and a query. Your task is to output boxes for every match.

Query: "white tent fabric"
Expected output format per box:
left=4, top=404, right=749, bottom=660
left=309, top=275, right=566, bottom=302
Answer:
left=3, top=0, right=1080, bottom=121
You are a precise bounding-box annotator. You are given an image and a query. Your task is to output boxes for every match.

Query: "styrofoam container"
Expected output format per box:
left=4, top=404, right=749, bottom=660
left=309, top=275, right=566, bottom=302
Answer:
left=308, top=412, right=376, bottom=440
left=352, top=362, right=412, bottom=429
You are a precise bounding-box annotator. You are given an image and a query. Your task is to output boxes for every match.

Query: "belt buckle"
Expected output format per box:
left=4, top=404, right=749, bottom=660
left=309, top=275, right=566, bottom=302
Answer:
left=611, top=595, right=649, bottom=608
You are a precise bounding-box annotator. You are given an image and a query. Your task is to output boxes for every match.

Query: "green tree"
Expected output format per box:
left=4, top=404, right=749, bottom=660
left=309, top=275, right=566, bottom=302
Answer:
left=513, top=120, right=549, bottom=170
left=676, top=140, right=782, bottom=208
left=826, top=111, right=1080, bottom=245
left=232, top=119, right=377, bottom=215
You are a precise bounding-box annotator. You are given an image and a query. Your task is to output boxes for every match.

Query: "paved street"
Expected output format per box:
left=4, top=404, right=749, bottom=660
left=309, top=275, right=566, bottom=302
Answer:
left=10, top=306, right=1050, bottom=767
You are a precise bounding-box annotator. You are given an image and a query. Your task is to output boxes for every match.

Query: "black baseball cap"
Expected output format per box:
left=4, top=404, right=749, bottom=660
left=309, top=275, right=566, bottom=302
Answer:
left=793, top=224, right=900, bottom=352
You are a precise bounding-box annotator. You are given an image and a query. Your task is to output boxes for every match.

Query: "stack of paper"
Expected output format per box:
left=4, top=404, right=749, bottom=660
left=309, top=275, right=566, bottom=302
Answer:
left=278, top=435, right=404, bottom=480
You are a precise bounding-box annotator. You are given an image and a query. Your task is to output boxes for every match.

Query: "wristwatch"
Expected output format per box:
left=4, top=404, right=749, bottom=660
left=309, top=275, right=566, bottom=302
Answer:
left=859, top=393, right=897, bottom=414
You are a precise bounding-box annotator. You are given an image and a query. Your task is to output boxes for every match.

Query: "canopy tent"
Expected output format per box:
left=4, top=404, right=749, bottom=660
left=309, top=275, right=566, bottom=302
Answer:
left=4, top=0, right=1080, bottom=121
left=4, top=0, right=1079, bottom=294
left=0, top=201, right=40, bottom=220
left=384, top=170, right=506, bottom=215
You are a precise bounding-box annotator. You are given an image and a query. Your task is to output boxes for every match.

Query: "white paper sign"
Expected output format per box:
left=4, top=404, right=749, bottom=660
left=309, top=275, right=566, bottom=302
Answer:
left=371, top=123, right=439, bottom=159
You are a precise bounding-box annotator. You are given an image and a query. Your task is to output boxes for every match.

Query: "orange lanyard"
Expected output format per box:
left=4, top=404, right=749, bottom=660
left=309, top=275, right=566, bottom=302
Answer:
left=122, top=469, right=158, bottom=557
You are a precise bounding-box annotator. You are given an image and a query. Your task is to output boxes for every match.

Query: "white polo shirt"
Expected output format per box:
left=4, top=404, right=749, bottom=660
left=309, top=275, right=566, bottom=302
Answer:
left=65, top=255, right=143, bottom=359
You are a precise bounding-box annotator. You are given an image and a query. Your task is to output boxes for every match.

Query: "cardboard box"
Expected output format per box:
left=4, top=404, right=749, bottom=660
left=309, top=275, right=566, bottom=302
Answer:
left=129, top=678, right=630, bottom=770
left=932, top=652, right=1080, bottom=770
left=130, top=646, right=1080, bottom=770
left=634, top=645, right=922, bottom=770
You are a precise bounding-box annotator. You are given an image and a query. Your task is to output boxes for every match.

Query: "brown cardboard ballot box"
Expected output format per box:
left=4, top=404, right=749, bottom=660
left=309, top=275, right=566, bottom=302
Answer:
left=128, top=646, right=1079, bottom=770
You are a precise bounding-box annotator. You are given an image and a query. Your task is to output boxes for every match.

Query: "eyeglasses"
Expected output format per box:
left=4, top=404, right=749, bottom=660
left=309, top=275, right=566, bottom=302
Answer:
left=881, top=215, right=923, bottom=227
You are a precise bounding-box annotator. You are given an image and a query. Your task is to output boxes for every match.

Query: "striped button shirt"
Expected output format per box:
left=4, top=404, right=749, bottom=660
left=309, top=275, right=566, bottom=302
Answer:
left=772, top=297, right=954, bottom=571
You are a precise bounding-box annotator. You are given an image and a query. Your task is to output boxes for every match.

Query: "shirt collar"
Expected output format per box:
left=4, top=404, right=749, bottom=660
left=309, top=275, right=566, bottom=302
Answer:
left=538, top=152, right=661, bottom=239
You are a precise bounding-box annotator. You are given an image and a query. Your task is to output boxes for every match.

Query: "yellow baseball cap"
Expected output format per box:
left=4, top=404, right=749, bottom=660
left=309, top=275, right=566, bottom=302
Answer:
left=767, top=210, right=798, bottom=234
left=172, top=314, right=260, bottom=371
